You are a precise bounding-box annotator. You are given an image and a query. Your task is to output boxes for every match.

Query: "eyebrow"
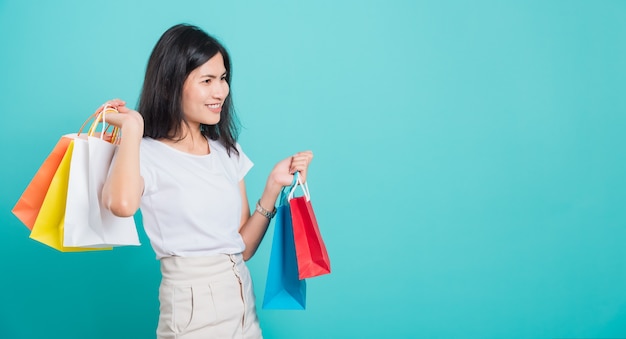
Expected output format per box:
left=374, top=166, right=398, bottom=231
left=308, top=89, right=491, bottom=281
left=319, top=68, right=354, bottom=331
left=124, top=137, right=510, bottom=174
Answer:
left=200, top=71, right=227, bottom=78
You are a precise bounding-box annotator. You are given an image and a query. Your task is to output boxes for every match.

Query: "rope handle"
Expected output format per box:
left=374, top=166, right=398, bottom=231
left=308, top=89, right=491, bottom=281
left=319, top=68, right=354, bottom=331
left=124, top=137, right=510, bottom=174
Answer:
left=78, top=104, right=120, bottom=144
left=288, top=171, right=311, bottom=202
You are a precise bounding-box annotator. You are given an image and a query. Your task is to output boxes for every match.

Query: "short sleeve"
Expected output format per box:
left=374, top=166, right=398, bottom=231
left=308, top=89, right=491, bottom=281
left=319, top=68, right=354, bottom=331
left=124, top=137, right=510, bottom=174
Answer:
left=236, top=143, right=254, bottom=181
left=139, top=138, right=157, bottom=196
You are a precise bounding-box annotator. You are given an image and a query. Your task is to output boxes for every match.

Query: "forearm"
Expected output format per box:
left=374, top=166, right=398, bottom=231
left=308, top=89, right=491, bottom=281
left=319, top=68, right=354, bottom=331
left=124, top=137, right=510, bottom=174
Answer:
left=240, top=180, right=283, bottom=260
left=102, top=127, right=143, bottom=217
left=238, top=150, right=313, bottom=260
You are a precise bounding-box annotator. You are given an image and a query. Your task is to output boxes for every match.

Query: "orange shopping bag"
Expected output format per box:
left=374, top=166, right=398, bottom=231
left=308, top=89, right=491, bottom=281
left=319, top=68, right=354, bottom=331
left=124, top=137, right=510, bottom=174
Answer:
left=12, top=110, right=101, bottom=229
left=12, top=136, right=73, bottom=230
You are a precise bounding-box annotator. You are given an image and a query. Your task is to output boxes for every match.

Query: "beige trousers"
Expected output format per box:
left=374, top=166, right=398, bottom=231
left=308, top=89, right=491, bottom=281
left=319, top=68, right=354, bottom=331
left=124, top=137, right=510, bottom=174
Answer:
left=157, top=254, right=263, bottom=339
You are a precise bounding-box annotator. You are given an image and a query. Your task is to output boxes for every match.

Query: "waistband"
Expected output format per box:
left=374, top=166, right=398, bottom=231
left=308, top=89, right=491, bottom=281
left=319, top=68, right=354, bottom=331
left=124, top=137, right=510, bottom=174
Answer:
left=159, top=253, right=244, bottom=284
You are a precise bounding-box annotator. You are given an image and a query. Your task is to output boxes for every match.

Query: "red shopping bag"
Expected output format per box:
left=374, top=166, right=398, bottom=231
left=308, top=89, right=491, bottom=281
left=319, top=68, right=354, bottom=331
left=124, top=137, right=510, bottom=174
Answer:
left=288, top=173, right=330, bottom=279
left=13, top=136, right=73, bottom=230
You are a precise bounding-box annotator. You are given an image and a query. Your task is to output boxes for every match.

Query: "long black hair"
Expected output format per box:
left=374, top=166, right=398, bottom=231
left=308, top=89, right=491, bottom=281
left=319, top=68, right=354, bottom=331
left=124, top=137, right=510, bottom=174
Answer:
left=138, top=23, right=239, bottom=155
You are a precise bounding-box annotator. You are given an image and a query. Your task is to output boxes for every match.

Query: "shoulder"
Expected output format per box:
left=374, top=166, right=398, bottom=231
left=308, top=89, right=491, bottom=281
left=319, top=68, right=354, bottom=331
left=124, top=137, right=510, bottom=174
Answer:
left=209, top=138, right=246, bottom=157
left=139, top=137, right=163, bottom=162
left=140, top=137, right=157, bottom=149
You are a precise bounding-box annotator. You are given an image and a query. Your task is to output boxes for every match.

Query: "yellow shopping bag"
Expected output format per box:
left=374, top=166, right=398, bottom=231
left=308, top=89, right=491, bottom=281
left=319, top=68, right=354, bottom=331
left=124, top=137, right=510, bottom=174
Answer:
left=29, top=141, right=111, bottom=252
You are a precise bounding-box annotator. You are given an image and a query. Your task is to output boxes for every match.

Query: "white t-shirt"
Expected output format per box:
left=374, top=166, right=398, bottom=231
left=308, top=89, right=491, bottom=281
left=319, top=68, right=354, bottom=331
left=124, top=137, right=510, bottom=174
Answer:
left=138, top=137, right=253, bottom=259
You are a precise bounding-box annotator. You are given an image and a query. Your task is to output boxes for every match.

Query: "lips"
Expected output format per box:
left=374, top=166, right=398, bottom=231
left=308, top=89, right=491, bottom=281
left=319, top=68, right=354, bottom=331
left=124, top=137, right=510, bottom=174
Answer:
left=206, top=103, right=222, bottom=113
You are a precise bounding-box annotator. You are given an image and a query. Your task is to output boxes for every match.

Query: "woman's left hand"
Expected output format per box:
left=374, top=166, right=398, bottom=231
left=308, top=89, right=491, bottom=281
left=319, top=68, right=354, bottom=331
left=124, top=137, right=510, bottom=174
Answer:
left=270, top=150, right=314, bottom=187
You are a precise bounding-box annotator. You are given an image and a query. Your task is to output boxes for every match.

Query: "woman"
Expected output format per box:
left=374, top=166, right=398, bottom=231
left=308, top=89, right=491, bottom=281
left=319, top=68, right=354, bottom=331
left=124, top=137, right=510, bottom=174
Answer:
left=101, top=23, right=313, bottom=338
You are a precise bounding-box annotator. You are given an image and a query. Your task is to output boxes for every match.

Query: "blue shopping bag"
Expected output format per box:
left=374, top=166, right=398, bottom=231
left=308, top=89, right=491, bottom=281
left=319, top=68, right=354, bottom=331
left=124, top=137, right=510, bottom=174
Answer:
left=262, top=185, right=306, bottom=310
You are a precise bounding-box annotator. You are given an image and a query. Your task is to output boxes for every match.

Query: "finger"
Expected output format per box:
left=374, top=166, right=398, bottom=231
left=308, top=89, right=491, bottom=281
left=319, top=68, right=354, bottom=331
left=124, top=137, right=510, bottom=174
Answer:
left=289, top=156, right=312, bottom=175
left=291, top=155, right=312, bottom=167
left=293, top=151, right=313, bottom=161
left=116, top=105, right=132, bottom=114
left=294, top=151, right=313, bottom=160
left=290, top=160, right=308, bottom=170
left=103, top=99, right=127, bottom=110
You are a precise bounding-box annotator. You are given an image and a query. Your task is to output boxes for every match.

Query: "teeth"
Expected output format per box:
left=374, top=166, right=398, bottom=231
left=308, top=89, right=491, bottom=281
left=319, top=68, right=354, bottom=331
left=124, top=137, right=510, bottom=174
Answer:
left=207, top=103, right=221, bottom=108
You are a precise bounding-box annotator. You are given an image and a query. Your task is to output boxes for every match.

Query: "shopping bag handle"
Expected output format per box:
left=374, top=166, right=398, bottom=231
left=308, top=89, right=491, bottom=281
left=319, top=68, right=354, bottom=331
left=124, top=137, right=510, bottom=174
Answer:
left=288, top=171, right=311, bottom=202
left=78, top=104, right=120, bottom=144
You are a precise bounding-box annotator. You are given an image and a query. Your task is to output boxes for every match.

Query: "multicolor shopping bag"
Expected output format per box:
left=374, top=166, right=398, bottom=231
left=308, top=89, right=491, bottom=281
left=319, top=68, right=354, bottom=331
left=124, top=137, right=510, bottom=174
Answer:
left=63, top=106, right=140, bottom=248
left=21, top=104, right=138, bottom=252
left=262, top=186, right=306, bottom=310
left=28, top=140, right=108, bottom=252
left=288, top=172, right=330, bottom=280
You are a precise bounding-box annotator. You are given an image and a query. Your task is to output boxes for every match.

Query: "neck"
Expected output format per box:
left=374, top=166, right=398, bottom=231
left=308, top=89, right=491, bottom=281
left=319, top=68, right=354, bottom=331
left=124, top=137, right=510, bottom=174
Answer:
left=163, top=125, right=210, bottom=155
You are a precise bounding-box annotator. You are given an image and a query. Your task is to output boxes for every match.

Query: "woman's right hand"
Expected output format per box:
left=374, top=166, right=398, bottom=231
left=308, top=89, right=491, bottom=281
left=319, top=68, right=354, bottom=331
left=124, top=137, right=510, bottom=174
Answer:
left=101, top=98, right=144, bottom=136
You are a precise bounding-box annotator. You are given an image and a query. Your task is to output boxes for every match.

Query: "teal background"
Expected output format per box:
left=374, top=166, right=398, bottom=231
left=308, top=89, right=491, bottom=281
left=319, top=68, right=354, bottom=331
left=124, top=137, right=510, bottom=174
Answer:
left=1, top=1, right=625, bottom=338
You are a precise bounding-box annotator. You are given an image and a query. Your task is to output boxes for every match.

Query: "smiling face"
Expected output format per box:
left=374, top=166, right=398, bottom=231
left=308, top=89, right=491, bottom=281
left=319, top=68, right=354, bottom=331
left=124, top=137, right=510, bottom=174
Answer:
left=181, top=52, right=230, bottom=129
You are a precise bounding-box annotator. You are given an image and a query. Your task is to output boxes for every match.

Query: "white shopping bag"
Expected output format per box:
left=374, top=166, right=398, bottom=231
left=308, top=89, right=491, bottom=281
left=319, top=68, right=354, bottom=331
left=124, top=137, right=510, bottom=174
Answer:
left=63, top=106, right=140, bottom=248
left=63, top=135, right=93, bottom=246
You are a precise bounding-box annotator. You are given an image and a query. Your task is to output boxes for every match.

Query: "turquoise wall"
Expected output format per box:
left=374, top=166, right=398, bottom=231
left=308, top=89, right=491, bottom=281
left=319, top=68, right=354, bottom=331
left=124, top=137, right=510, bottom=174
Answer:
left=2, top=1, right=625, bottom=338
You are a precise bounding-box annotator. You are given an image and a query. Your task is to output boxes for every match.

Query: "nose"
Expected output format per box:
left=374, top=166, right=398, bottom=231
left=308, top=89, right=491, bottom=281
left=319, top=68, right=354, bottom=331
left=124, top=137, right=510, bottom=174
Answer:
left=212, top=81, right=229, bottom=100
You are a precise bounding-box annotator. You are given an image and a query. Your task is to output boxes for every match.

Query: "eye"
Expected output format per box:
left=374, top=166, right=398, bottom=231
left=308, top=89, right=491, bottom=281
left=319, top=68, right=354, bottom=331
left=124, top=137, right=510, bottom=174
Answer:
left=203, top=79, right=211, bottom=84
left=220, top=75, right=227, bottom=81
